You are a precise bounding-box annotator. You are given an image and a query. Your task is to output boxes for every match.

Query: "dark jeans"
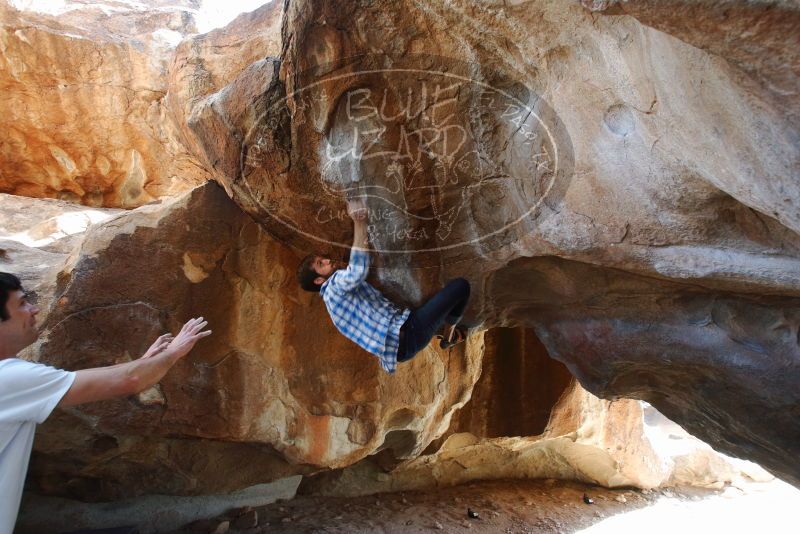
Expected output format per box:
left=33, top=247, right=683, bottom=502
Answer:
left=397, top=278, right=471, bottom=362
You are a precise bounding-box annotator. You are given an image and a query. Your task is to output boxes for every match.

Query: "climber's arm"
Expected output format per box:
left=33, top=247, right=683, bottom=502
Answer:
left=348, top=199, right=369, bottom=251
left=330, top=200, right=371, bottom=291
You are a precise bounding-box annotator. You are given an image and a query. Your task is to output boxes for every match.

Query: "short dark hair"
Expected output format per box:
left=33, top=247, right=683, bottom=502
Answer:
left=0, top=272, right=22, bottom=321
left=297, top=254, right=322, bottom=293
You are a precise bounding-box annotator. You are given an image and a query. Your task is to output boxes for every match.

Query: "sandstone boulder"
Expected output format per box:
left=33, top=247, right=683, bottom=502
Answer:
left=2, top=0, right=798, bottom=499
left=298, top=379, right=758, bottom=497
left=166, top=0, right=283, bottom=158
left=176, top=0, right=799, bottom=484
left=1, top=183, right=481, bottom=500
left=0, top=0, right=209, bottom=206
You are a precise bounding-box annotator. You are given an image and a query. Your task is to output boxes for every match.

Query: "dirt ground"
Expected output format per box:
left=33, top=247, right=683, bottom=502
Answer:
left=178, top=479, right=715, bottom=534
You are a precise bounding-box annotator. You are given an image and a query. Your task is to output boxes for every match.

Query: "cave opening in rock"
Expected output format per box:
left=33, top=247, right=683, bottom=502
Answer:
left=447, top=326, right=574, bottom=439
left=376, top=429, right=418, bottom=459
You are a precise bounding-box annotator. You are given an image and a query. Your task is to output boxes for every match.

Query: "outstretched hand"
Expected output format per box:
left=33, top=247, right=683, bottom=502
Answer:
left=60, top=318, right=212, bottom=408
left=164, top=317, right=212, bottom=360
left=141, top=333, right=174, bottom=359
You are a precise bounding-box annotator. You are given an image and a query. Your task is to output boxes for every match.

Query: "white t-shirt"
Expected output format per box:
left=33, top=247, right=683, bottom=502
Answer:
left=0, top=358, right=75, bottom=534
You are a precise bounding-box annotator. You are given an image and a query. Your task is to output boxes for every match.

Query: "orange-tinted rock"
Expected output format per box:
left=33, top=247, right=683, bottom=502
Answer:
left=3, top=183, right=482, bottom=499
left=175, top=0, right=800, bottom=485
left=0, top=1, right=209, bottom=206
left=2, top=0, right=799, bottom=498
left=298, top=380, right=754, bottom=496
left=166, top=1, right=283, bottom=152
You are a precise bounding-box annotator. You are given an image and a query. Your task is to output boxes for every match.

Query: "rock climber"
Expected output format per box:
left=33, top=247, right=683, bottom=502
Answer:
left=296, top=198, right=471, bottom=373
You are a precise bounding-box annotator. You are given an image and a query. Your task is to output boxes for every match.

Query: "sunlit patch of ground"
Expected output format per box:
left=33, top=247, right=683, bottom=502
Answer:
left=581, top=478, right=799, bottom=534
left=178, top=476, right=800, bottom=533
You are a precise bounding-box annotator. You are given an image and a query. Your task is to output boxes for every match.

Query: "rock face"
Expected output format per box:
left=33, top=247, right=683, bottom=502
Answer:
left=0, top=0, right=208, bottom=206
left=166, top=0, right=283, bottom=156
left=2, top=0, right=799, bottom=504
left=177, top=0, right=800, bottom=484
left=299, top=379, right=757, bottom=497
left=490, top=256, right=800, bottom=484
left=2, top=184, right=481, bottom=499
left=4, top=187, right=756, bottom=513
left=584, top=0, right=800, bottom=128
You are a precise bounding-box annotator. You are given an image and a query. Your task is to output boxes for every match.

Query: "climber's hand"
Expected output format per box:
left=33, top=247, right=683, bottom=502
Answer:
left=347, top=198, right=368, bottom=222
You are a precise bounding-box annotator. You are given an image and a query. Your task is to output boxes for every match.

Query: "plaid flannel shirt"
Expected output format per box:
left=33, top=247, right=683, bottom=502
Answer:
left=320, top=248, right=410, bottom=373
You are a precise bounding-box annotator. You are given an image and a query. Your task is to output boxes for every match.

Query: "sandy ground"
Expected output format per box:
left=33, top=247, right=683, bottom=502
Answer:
left=176, top=477, right=800, bottom=534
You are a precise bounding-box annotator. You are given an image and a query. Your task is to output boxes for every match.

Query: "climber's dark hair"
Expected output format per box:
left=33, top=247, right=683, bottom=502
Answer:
left=0, top=272, right=23, bottom=322
left=297, top=254, right=322, bottom=293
